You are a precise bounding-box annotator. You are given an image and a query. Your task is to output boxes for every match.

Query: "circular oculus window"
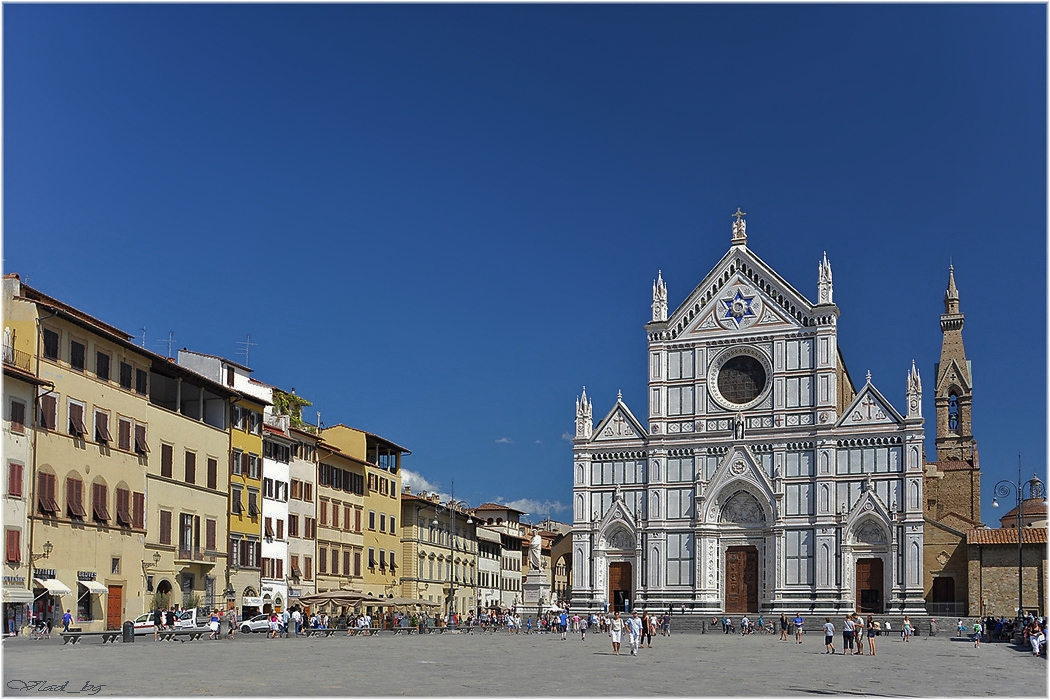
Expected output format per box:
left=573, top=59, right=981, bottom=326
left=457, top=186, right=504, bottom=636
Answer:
left=708, top=346, right=772, bottom=411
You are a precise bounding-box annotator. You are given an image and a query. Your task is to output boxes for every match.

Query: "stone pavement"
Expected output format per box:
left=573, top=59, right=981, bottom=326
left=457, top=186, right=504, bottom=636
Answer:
left=1, top=629, right=1045, bottom=696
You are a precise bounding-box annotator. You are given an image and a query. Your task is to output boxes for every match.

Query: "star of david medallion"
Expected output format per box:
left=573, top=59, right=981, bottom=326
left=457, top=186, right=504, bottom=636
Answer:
left=718, top=288, right=760, bottom=330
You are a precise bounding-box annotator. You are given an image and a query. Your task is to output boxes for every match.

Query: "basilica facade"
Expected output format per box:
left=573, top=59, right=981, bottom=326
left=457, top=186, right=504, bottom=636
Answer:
left=570, top=213, right=927, bottom=616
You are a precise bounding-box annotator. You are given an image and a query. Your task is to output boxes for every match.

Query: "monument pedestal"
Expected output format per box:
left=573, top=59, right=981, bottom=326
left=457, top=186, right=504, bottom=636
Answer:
left=520, top=571, right=551, bottom=620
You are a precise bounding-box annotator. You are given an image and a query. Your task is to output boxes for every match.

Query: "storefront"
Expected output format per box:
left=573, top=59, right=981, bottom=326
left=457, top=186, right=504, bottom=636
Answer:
left=76, top=572, right=109, bottom=626
left=3, top=576, right=33, bottom=635
left=31, top=570, right=72, bottom=627
left=241, top=590, right=262, bottom=619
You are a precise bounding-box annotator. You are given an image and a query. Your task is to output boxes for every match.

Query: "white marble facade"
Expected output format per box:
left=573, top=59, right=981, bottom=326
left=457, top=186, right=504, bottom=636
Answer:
left=571, top=214, right=926, bottom=616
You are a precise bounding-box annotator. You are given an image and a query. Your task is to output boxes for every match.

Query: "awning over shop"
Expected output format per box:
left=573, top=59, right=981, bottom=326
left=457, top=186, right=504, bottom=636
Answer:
left=3, top=587, right=35, bottom=603
left=78, top=580, right=109, bottom=595
left=33, top=578, right=72, bottom=596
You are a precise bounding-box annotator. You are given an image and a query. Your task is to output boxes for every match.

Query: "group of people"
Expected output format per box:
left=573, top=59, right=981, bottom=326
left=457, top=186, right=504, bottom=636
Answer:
left=958, top=614, right=1046, bottom=656
left=820, top=613, right=881, bottom=655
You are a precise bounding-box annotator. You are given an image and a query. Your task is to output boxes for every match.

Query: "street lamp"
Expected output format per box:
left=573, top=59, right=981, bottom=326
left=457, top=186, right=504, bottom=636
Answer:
left=433, top=481, right=472, bottom=621
left=991, top=453, right=1046, bottom=622
left=142, top=551, right=162, bottom=573
left=30, top=541, right=53, bottom=563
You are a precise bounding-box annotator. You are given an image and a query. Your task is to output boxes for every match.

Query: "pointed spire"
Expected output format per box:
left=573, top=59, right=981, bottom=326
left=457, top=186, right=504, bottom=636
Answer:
left=944, top=264, right=960, bottom=315
left=907, top=360, right=922, bottom=420
left=652, top=270, right=668, bottom=322
left=866, top=370, right=872, bottom=384
left=575, top=386, right=593, bottom=440
left=731, top=208, right=747, bottom=246
left=818, top=251, right=834, bottom=304
left=617, top=389, right=623, bottom=401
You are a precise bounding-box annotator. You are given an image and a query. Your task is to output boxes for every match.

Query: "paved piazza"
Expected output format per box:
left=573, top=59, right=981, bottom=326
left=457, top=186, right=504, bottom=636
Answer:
left=2, top=630, right=1045, bottom=697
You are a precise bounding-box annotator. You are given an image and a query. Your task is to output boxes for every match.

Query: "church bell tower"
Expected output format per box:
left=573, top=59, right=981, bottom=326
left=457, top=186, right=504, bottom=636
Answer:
left=934, top=265, right=975, bottom=464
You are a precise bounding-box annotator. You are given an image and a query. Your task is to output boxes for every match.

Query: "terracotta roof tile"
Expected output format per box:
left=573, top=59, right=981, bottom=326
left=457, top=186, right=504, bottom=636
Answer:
left=967, top=527, right=1048, bottom=545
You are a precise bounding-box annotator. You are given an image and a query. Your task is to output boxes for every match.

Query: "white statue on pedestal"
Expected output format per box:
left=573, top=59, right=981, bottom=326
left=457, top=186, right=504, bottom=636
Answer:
left=529, top=530, right=543, bottom=572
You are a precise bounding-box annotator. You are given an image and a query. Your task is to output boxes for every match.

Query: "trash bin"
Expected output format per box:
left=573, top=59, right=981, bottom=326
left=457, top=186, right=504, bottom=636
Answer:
left=122, top=620, right=134, bottom=643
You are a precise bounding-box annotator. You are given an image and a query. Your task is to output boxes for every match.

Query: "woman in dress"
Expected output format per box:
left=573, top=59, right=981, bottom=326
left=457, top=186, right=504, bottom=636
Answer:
left=208, top=610, right=220, bottom=640
left=780, top=612, right=789, bottom=641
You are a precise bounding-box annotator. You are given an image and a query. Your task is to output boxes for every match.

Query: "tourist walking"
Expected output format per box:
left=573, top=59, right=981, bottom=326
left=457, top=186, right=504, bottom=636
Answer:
left=823, top=617, right=835, bottom=654
left=626, top=611, right=643, bottom=656
left=973, top=620, right=982, bottom=648
left=609, top=611, right=623, bottom=655
left=61, top=610, right=72, bottom=633
left=780, top=613, right=789, bottom=641
left=208, top=610, right=220, bottom=640
left=793, top=613, right=804, bottom=643
left=226, top=608, right=237, bottom=639
left=641, top=612, right=653, bottom=648
left=866, top=615, right=877, bottom=655
left=853, top=614, right=864, bottom=654
left=153, top=605, right=163, bottom=641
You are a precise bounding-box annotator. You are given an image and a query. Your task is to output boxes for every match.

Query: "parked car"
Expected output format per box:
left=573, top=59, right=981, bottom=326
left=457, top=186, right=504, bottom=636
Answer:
left=175, top=608, right=211, bottom=629
left=132, top=612, right=157, bottom=635
left=240, top=614, right=271, bottom=634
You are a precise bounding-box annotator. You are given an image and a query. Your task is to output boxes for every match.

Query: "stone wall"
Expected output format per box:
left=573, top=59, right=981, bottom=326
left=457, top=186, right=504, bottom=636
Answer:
left=967, top=542, right=1046, bottom=617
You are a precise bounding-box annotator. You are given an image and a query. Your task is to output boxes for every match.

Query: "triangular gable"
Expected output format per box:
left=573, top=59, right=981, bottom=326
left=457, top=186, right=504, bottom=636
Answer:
left=702, top=446, right=776, bottom=523
left=592, top=398, right=648, bottom=442
left=596, top=492, right=640, bottom=547
left=845, top=488, right=893, bottom=538
left=935, top=358, right=972, bottom=394
left=836, top=381, right=904, bottom=428
left=664, top=245, right=818, bottom=341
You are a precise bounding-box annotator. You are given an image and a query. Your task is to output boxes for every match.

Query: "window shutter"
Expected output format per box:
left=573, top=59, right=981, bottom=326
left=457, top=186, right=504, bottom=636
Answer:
left=93, top=482, right=109, bottom=522
left=134, top=424, right=150, bottom=454
left=161, top=444, right=173, bottom=478
left=8, top=463, right=23, bottom=497
left=207, top=458, right=217, bottom=490
left=304, top=556, right=312, bottom=580
left=185, top=452, right=196, bottom=484
left=206, top=519, right=216, bottom=551
left=133, top=492, right=145, bottom=529
left=276, top=558, right=283, bottom=579
left=241, top=452, right=250, bottom=473
left=116, top=488, right=132, bottom=526
left=276, top=519, right=283, bottom=540
left=40, top=395, right=56, bottom=430
left=95, top=411, right=111, bottom=443
left=239, top=540, right=248, bottom=567
left=118, top=419, right=131, bottom=451
left=331, top=549, right=338, bottom=575
left=37, top=473, right=50, bottom=514
left=355, top=508, right=361, bottom=532
left=69, top=402, right=86, bottom=436
left=160, top=510, right=172, bottom=545
left=343, top=551, right=350, bottom=576
left=255, top=540, right=261, bottom=567
left=10, top=401, right=25, bottom=433
left=6, top=529, right=20, bottom=564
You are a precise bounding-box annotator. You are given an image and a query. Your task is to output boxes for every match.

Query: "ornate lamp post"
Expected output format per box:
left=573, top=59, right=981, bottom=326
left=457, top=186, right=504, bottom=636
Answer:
left=991, top=453, right=1046, bottom=622
left=433, top=482, right=471, bottom=622
left=30, top=541, right=53, bottom=563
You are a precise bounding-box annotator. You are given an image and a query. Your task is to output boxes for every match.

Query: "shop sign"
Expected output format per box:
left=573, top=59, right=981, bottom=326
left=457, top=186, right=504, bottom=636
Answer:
left=242, top=596, right=263, bottom=607
left=33, top=569, right=56, bottom=579
left=288, top=588, right=301, bottom=597
left=77, top=571, right=97, bottom=581
left=2, top=576, right=25, bottom=585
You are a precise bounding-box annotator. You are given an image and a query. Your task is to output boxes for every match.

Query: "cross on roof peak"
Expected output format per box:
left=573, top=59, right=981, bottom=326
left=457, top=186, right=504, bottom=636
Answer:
left=733, top=207, right=746, bottom=222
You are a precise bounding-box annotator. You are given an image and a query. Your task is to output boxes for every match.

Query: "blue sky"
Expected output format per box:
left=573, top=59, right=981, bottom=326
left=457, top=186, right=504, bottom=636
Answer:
left=4, top=4, right=1045, bottom=522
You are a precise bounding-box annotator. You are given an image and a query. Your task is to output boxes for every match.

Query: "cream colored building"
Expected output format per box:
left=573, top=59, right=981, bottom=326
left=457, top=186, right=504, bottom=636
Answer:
left=400, top=489, right=477, bottom=616
left=145, top=356, right=236, bottom=613
left=313, top=443, right=365, bottom=596
left=5, top=277, right=151, bottom=631
left=475, top=503, right=526, bottom=611
left=287, top=425, right=319, bottom=599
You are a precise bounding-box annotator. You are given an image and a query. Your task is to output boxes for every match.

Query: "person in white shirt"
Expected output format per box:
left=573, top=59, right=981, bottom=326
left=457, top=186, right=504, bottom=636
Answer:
left=609, top=611, right=624, bottom=655
left=625, top=611, right=643, bottom=656
left=823, top=617, right=835, bottom=654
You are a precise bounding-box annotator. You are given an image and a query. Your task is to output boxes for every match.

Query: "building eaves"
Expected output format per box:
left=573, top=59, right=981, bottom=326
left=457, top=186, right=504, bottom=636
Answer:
left=20, top=283, right=133, bottom=340
left=324, top=423, right=412, bottom=456
left=967, top=527, right=1048, bottom=545
left=476, top=502, right=526, bottom=514
left=3, top=363, right=51, bottom=386
left=179, top=348, right=252, bottom=373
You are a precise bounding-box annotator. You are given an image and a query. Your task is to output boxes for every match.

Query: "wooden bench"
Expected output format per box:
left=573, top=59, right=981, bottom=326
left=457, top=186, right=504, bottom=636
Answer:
left=345, top=627, right=381, bottom=637
left=60, top=631, right=122, bottom=645
left=390, top=627, right=418, bottom=635
left=308, top=628, right=338, bottom=637
left=435, top=625, right=472, bottom=634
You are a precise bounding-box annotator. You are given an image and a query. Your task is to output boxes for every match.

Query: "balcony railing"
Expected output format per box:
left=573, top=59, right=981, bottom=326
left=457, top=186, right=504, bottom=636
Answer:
left=2, top=344, right=32, bottom=373
left=175, top=547, right=216, bottom=563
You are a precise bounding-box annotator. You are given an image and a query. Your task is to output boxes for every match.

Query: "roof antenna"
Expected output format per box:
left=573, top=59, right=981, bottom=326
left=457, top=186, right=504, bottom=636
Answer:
left=140, top=327, right=147, bottom=348
left=155, top=331, right=176, bottom=358
left=235, top=333, right=258, bottom=368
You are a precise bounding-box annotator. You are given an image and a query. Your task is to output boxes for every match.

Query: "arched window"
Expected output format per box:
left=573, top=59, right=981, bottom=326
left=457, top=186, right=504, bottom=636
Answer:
left=947, top=394, right=959, bottom=432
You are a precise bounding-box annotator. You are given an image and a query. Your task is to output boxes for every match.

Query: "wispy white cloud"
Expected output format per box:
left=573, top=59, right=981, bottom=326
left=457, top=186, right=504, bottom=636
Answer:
left=534, top=439, right=543, bottom=444
left=401, top=468, right=440, bottom=494
left=499, top=498, right=568, bottom=518
left=561, top=432, right=573, bottom=442
left=495, top=437, right=513, bottom=444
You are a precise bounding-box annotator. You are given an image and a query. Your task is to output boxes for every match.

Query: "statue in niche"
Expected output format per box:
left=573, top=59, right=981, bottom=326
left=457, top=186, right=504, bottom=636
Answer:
left=719, top=491, right=766, bottom=524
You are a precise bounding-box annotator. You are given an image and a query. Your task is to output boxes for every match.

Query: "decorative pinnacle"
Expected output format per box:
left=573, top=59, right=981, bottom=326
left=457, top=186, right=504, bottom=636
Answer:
left=731, top=207, right=747, bottom=246
left=617, top=389, right=623, bottom=401
left=866, top=370, right=872, bottom=384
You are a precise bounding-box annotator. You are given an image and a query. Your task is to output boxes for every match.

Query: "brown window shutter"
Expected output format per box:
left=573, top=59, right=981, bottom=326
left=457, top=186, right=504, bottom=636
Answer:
left=160, top=510, right=172, bottom=545
left=8, top=463, right=23, bottom=497
left=6, top=529, right=20, bottom=564
left=343, top=551, right=350, bottom=576
left=118, top=419, right=131, bottom=451
left=354, top=551, right=361, bottom=577
left=161, top=444, right=173, bottom=478
left=304, top=557, right=312, bottom=580
left=93, top=482, right=110, bottom=522
left=185, top=452, right=196, bottom=484
left=276, top=519, right=283, bottom=540
left=116, top=488, right=132, bottom=526
left=49, top=474, right=59, bottom=513
left=355, top=508, right=361, bottom=532
left=11, top=401, right=25, bottom=433
left=207, top=458, right=217, bottom=490
left=241, top=452, right=250, bottom=473
left=276, top=558, right=283, bottom=579
left=331, top=549, right=338, bottom=575
left=206, top=519, right=216, bottom=551
left=40, top=395, right=56, bottom=430
left=69, top=403, right=86, bottom=436
left=133, top=492, right=145, bottom=529
left=37, top=473, right=49, bottom=514
left=291, top=556, right=301, bottom=579
left=318, top=548, right=327, bottom=574
left=67, top=478, right=85, bottom=518
left=134, top=424, right=150, bottom=454
left=265, top=518, right=274, bottom=538
left=95, top=411, right=112, bottom=443
left=255, top=540, right=261, bottom=566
